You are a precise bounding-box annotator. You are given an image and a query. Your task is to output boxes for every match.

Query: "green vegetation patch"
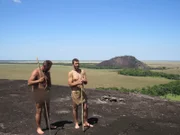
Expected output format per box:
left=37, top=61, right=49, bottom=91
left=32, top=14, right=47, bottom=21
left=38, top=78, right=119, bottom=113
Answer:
left=96, top=80, right=180, bottom=97
left=118, top=68, right=180, bottom=80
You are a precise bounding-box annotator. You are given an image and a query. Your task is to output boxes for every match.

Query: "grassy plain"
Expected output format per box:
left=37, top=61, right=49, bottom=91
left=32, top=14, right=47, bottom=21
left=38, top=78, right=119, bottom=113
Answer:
left=0, top=63, right=174, bottom=89
left=144, top=60, right=180, bottom=74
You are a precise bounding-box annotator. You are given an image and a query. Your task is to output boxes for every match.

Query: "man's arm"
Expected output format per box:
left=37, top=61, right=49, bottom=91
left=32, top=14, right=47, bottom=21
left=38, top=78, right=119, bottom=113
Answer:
left=82, top=70, right=88, bottom=85
left=28, top=70, right=44, bottom=86
left=68, top=72, right=82, bottom=87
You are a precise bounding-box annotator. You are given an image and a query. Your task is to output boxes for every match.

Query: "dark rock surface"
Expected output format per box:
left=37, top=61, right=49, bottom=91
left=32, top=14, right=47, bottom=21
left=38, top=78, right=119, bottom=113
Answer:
left=0, top=79, right=180, bottom=135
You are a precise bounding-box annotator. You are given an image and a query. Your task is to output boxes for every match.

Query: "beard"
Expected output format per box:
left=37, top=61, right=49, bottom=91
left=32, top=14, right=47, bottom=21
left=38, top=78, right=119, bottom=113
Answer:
left=74, top=66, right=79, bottom=71
left=43, top=67, right=50, bottom=73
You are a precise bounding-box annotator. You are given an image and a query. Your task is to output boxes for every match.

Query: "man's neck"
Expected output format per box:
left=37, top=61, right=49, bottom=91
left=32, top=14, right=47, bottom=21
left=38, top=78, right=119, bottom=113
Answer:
left=74, top=68, right=81, bottom=73
left=40, top=67, right=46, bottom=73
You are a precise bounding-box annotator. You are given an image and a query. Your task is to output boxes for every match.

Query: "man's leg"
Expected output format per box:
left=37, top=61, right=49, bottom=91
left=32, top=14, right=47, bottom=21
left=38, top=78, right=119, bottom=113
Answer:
left=83, top=102, right=93, bottom=127
left=72, top=101, right=79, bottom=129
left=35, top=103, right=44, bottom=134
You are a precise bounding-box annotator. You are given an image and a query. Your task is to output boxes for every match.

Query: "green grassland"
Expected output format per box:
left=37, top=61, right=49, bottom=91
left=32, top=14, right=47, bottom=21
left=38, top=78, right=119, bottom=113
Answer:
left=161, top=94, right=180, bottom=102
left=0, top=63, right=175, bottom=89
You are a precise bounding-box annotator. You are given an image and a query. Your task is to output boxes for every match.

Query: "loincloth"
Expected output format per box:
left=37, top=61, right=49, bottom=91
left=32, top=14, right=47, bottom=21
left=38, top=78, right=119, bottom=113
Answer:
left=71, top=90, right=87, bottom=105
left=32, top=89, right=50, bottom=103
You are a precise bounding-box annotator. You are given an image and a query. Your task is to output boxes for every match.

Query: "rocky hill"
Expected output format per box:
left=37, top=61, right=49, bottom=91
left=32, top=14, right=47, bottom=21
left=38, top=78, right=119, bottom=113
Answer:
left=97, top=55, right=149, bottom=69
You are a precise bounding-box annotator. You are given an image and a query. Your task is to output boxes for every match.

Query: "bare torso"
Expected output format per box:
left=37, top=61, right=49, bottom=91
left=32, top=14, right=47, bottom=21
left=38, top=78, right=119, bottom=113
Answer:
left=32, top=68, right=51, bottom=91
left=70, top=69, right=84, bottom=91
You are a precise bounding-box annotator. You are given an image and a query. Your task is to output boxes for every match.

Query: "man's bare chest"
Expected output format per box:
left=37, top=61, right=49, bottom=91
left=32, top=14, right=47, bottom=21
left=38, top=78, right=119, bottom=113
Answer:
left=72, top=71, right=82, bottom=81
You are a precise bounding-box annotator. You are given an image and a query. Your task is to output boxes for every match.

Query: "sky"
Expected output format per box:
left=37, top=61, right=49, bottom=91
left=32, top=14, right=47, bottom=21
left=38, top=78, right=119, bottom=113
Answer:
left=0, top=0, right=180, bottom=60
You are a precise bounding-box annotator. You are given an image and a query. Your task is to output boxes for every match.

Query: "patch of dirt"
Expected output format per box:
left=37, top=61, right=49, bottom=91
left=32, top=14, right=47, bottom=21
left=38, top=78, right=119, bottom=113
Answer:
left=0, top=79, right=180, bottom=135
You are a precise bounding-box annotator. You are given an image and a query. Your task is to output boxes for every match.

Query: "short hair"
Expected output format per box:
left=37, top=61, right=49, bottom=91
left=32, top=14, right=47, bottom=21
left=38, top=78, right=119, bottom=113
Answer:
left=43, top=60, right=53, bottom=67
left=72, top=58, right=79, bottom=64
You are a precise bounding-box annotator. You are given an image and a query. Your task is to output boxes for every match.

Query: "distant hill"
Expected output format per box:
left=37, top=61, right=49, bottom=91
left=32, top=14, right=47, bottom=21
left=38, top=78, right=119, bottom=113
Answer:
left=97, top=55, right=149, bottom=69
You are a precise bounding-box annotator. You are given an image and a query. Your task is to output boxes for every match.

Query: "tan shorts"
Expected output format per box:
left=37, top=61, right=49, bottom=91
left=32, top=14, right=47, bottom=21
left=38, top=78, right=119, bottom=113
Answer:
left=71, top=90, right=87, bottom=105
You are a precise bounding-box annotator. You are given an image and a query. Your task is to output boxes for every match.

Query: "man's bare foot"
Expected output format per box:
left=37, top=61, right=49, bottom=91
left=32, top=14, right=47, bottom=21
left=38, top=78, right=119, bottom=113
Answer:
left=83, top=122, right=93, bottom=127
left=75, top=123, right=80, bottom=129
left=37, top=127, right=44, bottom=134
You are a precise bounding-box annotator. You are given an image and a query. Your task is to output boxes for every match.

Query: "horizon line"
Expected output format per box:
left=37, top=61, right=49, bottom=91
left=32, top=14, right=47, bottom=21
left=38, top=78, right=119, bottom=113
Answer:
left=0, top=60, right=180, bottom=61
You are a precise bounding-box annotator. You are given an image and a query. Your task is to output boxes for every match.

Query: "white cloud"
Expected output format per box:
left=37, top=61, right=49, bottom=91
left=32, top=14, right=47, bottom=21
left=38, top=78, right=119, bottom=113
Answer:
left=13, top=0, right=21, bottom=3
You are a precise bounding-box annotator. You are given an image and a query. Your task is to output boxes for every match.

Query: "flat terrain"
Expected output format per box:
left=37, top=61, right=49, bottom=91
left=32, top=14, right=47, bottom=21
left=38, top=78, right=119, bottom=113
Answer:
left=0, top=79, right=180, bottom=135
left=143, top=61, right=180, bottom=68
left=144, top=61, right=180, bottom=74
left=0, top=64, right=172, bottom=89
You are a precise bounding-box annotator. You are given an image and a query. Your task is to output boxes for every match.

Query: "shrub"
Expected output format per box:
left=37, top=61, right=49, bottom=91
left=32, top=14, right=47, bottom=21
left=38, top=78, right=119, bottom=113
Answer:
left=96, top=81, right=180, bottom=97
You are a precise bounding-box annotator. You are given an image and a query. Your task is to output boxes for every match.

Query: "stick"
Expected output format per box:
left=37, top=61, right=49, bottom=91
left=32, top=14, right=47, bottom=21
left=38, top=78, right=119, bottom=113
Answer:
left=36, top=57, right=51, bottom=135
left=81, top=84, right=84, bottom=131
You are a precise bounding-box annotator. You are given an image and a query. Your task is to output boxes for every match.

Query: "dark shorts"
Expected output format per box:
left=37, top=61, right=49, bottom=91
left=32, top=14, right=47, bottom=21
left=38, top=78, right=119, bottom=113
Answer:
left=32, top=90, right=50, bottom=103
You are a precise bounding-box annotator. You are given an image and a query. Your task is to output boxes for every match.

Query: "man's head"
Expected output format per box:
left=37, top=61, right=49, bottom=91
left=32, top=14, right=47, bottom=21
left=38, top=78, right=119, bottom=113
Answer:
left=72, top=58, right=80, bottom=70
left=42, top=60, right=53, bottom=72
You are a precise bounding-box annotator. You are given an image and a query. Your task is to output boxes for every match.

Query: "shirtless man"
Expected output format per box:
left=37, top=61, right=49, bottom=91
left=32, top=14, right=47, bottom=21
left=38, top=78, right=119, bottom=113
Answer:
left=68, top=58, right=93, bottom=129
left=28, top=60, right=56, bottom=134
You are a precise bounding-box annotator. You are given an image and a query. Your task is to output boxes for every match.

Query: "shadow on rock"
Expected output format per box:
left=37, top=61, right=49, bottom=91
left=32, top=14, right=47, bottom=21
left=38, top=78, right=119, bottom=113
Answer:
left=52, top=120, right=73, bottom=128
left=88, top=117, right=99, bottom=125
left=79, top=117, right=99, bottom=132
left=42, top=120, right=73, bottom=132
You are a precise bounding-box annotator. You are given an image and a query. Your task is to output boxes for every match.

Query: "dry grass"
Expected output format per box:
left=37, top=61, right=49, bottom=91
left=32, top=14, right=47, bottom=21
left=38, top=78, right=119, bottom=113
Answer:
left=0, top=64, right=171, bottom=89
left=151, top=68, right=180, bottom=75
left=144, top=60, right=180, bottom=68
left=143, top=61, right=180, bottom=74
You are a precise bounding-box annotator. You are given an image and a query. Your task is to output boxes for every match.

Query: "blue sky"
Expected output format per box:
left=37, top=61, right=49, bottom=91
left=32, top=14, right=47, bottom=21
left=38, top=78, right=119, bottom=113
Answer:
left=0, top=0, right=179, bottom=60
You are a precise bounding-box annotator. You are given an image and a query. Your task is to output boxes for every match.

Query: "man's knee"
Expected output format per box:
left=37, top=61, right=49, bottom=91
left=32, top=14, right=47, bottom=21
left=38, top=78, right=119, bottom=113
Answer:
left=83, top=103, right=88, bottom=110
left=36, top=104, right=43, bottom=114
left=72, top=104, right=78, bottom=111
left=36, top=108, right=42, bottom=115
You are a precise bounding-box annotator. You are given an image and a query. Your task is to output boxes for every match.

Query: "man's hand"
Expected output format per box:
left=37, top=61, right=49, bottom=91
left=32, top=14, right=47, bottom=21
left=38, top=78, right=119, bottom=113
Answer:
left=38, top=77, right=45, bottom=83
left=81, top=78, right=87, bottom=84
left=76, top=79, right=83, bottom=85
